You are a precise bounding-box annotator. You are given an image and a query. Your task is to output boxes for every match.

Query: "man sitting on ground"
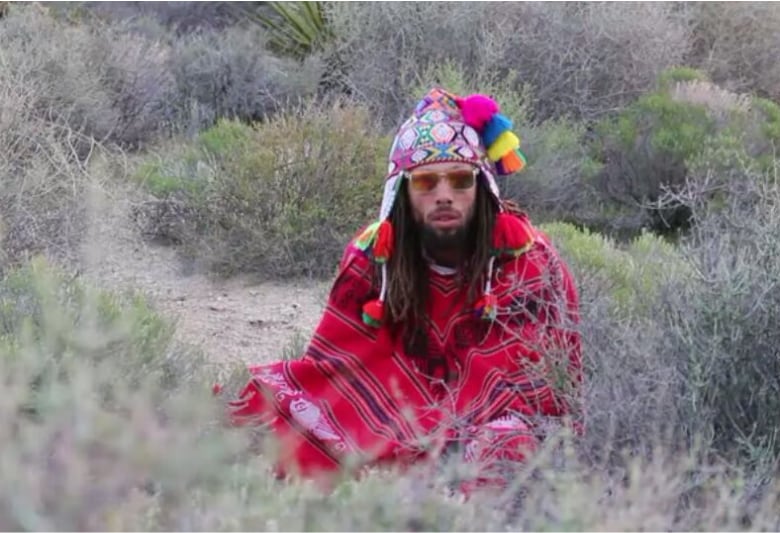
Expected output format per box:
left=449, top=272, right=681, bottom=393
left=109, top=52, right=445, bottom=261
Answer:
left=225, top=87, right=584, bottom=496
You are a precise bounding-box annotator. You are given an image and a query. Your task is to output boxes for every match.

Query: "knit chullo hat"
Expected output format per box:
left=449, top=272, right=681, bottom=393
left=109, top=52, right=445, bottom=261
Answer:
left=355, top=87, right=534, bottom=327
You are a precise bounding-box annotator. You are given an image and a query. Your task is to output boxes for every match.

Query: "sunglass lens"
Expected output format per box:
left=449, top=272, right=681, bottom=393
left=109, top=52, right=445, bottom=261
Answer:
left=448, top=169, right=476, bottom=189
left=410, top=171, right=439, bottom=192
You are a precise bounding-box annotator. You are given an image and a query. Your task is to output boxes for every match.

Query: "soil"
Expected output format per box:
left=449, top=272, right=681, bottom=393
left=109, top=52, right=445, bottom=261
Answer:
left=79, top=181, right=331, bottom=369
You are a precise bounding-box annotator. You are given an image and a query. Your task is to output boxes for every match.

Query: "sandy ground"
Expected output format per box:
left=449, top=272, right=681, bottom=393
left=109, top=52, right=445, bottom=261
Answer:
left=79, top=182, right=331, bottom=368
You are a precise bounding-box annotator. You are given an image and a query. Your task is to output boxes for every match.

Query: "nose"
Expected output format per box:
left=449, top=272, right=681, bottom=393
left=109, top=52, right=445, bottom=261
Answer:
left=432, top=178, right=455, bottom=205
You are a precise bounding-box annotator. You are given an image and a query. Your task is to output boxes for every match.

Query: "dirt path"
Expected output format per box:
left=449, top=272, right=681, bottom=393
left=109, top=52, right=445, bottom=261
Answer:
left=79, top=181, right=330, bottom=368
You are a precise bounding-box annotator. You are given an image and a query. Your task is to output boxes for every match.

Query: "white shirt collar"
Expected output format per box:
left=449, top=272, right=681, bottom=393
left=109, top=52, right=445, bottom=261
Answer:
left=422, top=248, right=457, bottom=276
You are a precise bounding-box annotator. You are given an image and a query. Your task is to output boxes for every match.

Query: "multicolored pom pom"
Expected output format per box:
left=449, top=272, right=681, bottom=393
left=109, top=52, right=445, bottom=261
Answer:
left=373, top=220, right=394, bottom=263
left=362, top=299, right=384, bottom=327
left=492, top=212, right=534, bottom=257
left=487, top=130, right=520, bottom=162
left=496, top=148, right=527, bottom=175
left=474, top=293, right=498, bottom=321
left=482, top=113, right=513, bottom=147
left=355, top=220, right=381, bottom=253
left=456, top=94, right=500, bottom=131
left=456, top=92, right=526, bottom=176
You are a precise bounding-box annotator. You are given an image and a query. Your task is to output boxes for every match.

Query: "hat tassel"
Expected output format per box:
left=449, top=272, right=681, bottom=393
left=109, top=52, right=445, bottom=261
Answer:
left=362, top=263, right=387, bottom=327
left=474, top=256, right=497, bottom=321
left=362, top=221, right=392, bottom=328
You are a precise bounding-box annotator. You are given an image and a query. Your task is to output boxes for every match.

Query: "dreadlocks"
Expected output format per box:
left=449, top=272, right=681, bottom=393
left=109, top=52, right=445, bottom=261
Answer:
left=381, top=174, right=515, bottom=328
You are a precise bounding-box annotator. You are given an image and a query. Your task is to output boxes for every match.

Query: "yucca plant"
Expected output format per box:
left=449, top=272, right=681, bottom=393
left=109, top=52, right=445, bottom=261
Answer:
left=244, top=1, right=333, bottom=61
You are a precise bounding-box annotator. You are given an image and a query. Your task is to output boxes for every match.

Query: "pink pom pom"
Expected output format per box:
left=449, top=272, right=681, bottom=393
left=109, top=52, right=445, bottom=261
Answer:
left=456, top=94, right=500, bottom=131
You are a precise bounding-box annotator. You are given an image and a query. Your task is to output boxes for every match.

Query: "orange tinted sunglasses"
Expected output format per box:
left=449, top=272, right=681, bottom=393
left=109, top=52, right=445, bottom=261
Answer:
left=405, top=167, right=479, bottom=193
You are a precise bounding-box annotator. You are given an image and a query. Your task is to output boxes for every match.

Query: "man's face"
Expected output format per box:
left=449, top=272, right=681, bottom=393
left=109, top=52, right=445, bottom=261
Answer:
left=406, top=161, right=478, bottom=251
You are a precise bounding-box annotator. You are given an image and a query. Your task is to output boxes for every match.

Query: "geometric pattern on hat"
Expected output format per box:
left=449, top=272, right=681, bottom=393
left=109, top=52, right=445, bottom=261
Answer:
left=380, top=86, right=501, bottom=220
left=362, top=86, right=529, bottom=329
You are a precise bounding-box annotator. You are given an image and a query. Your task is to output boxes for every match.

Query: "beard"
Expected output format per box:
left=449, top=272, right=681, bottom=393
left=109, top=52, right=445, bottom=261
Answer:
left=418, top=214, right=476, bottom=265
left=420, top=223, right=468, bottom=252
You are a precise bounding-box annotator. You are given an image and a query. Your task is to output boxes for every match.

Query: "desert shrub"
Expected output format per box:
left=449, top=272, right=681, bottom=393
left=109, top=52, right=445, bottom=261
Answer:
left=0, top=5, right=177, bottom=149
left=1, top=5, right=323, bottom=149
left=0, top=257, right=253, bottom=530
left=133, top=101, right=389, bottom=279
left=46, top=1, right=247, bottom=33
left=540, top=223, right=693, bottom=463
left=325, top=2, right=690, bottom=126
left=687, top=2, right=780, bottom=102
left=167, top=24, right=324, bottom=134
left=657, top=160, right=780, bottom=465
left=1, top=252, right=778, bottom=530
left=544, top=205, right=779, bottom=482
left=7, top=5, right=174, bottom=146
left=587, top=72, right=779, bottom=238
left=323, top=2, right=493, bottom=126
left=0, top=62, right=92, bottom=270
left=502, top=117, right=602, bottom=227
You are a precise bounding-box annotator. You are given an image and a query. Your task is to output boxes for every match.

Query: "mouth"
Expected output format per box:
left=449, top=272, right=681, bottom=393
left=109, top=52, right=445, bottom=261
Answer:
left=428, top=211, right=462, bottom=228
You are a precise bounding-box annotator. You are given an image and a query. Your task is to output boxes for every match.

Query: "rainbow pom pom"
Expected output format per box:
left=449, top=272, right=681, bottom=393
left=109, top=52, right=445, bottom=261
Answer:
left=456, top=92, right=527, bottom=176
left=474, top=293, right=498, bottom=321
left=372, top=220, right=394, bottom=263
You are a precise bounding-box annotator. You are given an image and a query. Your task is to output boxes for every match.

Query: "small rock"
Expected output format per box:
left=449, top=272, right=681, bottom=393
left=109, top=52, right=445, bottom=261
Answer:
left=208, top=304, right=226, bottom=312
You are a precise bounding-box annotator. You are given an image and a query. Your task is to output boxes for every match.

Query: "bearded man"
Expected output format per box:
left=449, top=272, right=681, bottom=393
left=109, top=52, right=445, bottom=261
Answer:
left=225, top=87, right=583, bottom=496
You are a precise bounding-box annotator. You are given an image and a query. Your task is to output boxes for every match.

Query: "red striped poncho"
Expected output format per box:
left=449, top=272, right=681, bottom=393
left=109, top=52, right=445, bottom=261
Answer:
left=228, top=213, right=582, bottom=493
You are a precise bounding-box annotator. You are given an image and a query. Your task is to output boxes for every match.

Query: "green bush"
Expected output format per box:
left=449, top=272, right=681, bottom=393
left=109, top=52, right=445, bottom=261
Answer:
left=134, top=101, right=390, bottom=279
left=586, top=70, right=778, bottom=238
left=0, top=257, right=211, bottom=395
left=657, top=65, right=710, bottom=91
left=541, top=222, right=688, bottom=317
left=503, top=117, right=601, bottom=228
